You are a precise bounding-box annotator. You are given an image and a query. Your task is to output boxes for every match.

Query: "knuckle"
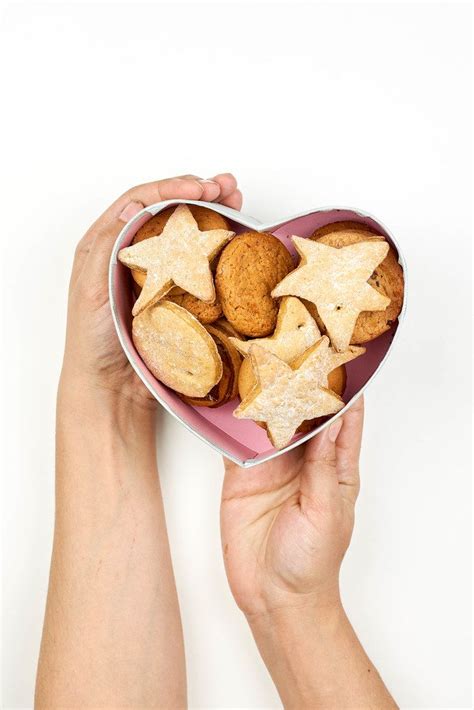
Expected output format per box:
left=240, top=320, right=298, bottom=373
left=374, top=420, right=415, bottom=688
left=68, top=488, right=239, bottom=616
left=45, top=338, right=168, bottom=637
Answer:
left=74, top=240, right=90, bottom=261
left=77, top=278, right=107, bottom=308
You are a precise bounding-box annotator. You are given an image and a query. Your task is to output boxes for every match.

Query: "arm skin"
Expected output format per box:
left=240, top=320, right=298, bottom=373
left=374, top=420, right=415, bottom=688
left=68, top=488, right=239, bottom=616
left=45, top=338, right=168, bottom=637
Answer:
left=221, top=398, right=398, bottom=709
left=35, top=174, right=243, bottom=708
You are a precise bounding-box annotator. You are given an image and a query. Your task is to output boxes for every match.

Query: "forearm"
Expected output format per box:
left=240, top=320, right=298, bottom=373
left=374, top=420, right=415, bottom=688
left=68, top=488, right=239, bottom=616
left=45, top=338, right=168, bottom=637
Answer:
left=36, top=381, right=186, bottom=708
left=248, top=602, right=397, bottom=710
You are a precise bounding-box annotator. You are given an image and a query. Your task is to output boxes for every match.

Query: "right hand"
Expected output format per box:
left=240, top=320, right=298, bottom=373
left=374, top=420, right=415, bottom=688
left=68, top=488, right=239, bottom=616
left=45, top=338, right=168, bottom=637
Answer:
left=221, top=397, right=364, bottom=618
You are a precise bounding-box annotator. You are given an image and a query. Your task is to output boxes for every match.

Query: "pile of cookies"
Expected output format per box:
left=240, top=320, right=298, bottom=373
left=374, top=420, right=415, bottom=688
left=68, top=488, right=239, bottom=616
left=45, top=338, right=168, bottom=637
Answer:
left=118, top=204, right=404, bottom=449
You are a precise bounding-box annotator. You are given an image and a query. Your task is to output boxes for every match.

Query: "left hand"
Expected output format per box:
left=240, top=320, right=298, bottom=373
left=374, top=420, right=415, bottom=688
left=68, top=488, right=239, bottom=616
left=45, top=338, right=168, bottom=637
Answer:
left=61, top=173, right=242, bottom=411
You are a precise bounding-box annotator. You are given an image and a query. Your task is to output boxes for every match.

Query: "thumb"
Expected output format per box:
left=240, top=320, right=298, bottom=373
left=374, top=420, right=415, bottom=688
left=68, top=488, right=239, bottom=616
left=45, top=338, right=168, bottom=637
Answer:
left=300, top=418, right=343, bottom=509
left=85, top=202, right=144, bottom=288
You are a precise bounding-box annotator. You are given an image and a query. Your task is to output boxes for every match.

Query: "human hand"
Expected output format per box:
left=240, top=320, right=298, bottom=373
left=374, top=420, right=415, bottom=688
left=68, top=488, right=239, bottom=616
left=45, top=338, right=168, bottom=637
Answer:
left=221, top=397, right=364, bottom=618
left=38, top=175, right=245, bottom=708
left=60, top=173, right=242, bottom=411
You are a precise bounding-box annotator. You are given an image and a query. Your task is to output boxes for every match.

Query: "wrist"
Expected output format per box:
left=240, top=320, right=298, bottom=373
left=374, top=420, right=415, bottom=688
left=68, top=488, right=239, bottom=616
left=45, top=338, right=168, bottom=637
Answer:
left=58, top=368, right=157, bottom=429
left=247, top=594, right=346, bottom=643
left=55, top=370, right=160, bottom=532
left=56, top=368, right=158, bottom=484
left=247, top=600, right=350, bottom=708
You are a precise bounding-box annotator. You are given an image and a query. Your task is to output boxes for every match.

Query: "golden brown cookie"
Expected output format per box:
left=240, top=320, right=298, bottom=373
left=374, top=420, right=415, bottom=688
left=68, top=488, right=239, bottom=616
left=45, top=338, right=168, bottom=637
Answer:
left=131, top=205, right=231, bottom=293
left=132, top=301, right=222, bottom=397
left=309, top=226, right=404, bottom=344
left=215, top=231, right=294, bottom=337
left=212, top=318, right=245, bottom=340
left=166, top=292, right=223, bottom=324
left=179, top=325, right=242, bottom=408
left=310, top=220, right=380, bottom=239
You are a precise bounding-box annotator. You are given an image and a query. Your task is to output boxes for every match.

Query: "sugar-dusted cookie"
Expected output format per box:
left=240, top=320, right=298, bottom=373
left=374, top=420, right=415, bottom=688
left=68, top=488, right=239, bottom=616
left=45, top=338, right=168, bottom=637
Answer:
left=234, top=338, right=346, bottom=449
left=229, top=296, right=320, bottom=360
left=179, top=324, right=242, bottom=408
left=215, top=231, right=294, bottom=337
left=166, top=291, right=223, bottom=324
left=238, top=330, right=364, bottom=427
left=272, top=236, right=390, bottom=352
left=309, top=226, right=404, bottom=344
left=229, top=296, right=321, bottom=399
left=119, top=204, right=234, bottom=316
left=238, top=354, right=349, bottom=402
left=132, top=300, right=222, bottom=397
left=132, top=267, right=183, bottom=295
left=131, top=205, right=231, bottom=294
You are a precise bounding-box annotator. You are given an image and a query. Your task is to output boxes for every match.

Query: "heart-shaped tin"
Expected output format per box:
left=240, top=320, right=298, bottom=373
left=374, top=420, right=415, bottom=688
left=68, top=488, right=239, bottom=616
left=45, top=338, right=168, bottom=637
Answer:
left=109, top=200, right=407, bottom=467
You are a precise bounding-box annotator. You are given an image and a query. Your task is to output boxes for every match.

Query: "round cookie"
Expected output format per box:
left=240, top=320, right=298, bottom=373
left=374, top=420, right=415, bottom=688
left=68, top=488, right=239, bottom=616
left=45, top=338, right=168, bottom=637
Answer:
left=212, top=318, right=246, bottom=340
left=134, top=277, right=223, bottom=324
left=180, top=325, right=242, bottom=408
left=215, top=232, right=294, bottom=337
left=309, top=226, right=404, bottom=344
left=166, top=291, right=223, bottom=325
left=310, top=220, right=380, bottom=239
left=131, top=205, right=231, bottom=293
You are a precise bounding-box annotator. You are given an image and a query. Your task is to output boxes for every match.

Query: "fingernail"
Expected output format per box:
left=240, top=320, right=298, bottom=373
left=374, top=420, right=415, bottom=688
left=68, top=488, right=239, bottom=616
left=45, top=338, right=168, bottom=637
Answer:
left=119, top=201, right=144, bottom=223
left=328, top=418, right=343, bottom=443
left=200, top=179, right=220, bottom=186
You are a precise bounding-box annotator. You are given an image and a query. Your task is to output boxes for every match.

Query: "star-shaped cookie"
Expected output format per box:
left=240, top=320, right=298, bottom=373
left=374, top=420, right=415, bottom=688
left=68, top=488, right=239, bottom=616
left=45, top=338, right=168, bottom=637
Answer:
left=234, top=336, right=348, bottom=449
left=119, top=204, right=234, bottom=316
left=272, top=236, right=391, bottom=351
left=229, top=296, right=321, bottom=361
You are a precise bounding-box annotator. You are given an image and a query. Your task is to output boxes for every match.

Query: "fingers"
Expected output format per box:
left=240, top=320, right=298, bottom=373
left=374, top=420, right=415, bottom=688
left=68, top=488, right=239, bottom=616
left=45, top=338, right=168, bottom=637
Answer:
left=300, top=423, right=341, bottom=510
left=172, top=172, right=242, bottom=207
left=210, top=173, right=243, bottom=210
left=71, top=177, right=200, bottom=280
left=211, top=172, right=237, bottom=198
left=221, top=189, right=243, bottom=210
left=83, top=211, right=143, bottom=293
left=71, top=173, right=242, bottom=294
left=75, top=178, right=205, bottom=291
left=334, top=396, right=364, bottom=503
left=301, top=396, right=364, bottom=511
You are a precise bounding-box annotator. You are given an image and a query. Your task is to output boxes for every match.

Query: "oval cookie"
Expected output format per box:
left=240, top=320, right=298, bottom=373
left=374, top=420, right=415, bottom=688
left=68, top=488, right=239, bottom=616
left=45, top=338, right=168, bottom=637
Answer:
left=131, top=205, right=231, bottom=293
left=180, top=325, right=242, bottom=407
left=215, top=231, right=294, bottom=337
left=309, top=226, right=404, bottom=344
left=132, top=301, right=222, bottom=397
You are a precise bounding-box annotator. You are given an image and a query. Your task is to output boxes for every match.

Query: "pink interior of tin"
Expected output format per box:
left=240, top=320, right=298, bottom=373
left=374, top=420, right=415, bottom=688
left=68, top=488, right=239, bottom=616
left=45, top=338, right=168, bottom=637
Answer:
left=112, top=208, right=400, bottom=464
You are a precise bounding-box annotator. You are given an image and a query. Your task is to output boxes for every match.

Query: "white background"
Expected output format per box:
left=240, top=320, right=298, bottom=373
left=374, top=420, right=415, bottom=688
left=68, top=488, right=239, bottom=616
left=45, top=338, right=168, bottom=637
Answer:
left=1, top=1, right=472, bottom=708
